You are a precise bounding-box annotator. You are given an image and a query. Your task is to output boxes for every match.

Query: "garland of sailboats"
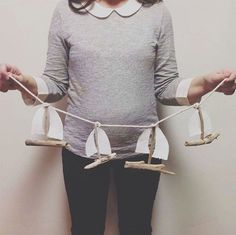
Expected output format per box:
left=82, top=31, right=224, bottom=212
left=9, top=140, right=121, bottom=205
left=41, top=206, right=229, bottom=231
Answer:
left=8, top=75, right=225, bottom=174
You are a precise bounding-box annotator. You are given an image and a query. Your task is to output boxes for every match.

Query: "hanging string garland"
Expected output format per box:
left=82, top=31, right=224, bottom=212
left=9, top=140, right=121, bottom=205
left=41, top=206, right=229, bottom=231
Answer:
left=8, top=75, right=226, bottom=174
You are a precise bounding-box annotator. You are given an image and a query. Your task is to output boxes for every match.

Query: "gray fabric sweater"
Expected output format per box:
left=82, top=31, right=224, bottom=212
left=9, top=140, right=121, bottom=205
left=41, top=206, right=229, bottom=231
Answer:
left=40, top=0, right=188, bottom=158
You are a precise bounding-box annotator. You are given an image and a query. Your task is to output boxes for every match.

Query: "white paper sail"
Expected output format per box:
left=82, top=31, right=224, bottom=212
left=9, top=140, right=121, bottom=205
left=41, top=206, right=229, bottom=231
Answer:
left=31, top=106, right=63, bottom=140
left=188, top=109, right=212, bottom=138
left=47, top=107, right=64, bottom=140
left=135, top=128, right=152, bottom=154
left=31, top=106, right=46, bottom=139
left=135, top=127, right=169, bottom=160
left=152, top=127, right=169, bottom=160
left=85, top=127, right=112, bottom=157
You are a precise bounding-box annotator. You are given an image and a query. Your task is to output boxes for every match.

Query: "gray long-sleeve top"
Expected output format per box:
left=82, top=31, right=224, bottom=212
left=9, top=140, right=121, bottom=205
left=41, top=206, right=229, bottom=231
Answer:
left=33, top=0, right=192, bottom=158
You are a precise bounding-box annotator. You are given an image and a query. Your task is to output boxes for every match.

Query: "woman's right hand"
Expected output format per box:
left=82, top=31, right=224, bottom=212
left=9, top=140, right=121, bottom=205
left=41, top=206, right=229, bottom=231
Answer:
left=0, top=64, right=38, bottom=104
left=0, top=64, right=22, bottom=92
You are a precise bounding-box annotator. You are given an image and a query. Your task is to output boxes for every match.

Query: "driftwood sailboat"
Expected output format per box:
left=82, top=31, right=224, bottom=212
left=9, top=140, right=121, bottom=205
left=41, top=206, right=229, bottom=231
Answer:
left=84, top=124, right=116, bottom=169
left=25, top=104, right=68, bottom=147
left=125, top=126, right=175, bottom=175
left=185, top=106, right=220, bottom=146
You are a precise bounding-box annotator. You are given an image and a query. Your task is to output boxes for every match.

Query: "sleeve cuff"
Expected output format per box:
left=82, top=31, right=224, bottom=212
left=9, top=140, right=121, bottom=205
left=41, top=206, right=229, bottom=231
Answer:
left=175, top=78, right=193, bottom=106
left=22, top=76, right=49, bottom=106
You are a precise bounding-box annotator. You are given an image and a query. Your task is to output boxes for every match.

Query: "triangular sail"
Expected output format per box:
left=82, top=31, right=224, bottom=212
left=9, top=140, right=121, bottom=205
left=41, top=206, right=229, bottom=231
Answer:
left=31, top=106, right=47, bottom=139
left=135, top=127, right=169, bottom=160
left=47, top=107, right=64, bottom=140
left=135, top=128, right=152, bottom=154
left=85, top=127, right=112, bottom=157
left=31, top=105, right=63, bottom=140
left=188, top=109, right=212, bottom=138
left=152, top=127, right=169, bottom=160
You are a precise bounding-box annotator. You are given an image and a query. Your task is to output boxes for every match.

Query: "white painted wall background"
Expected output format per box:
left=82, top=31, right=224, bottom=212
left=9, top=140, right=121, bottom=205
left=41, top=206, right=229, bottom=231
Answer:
left=0, top=0, right=235, bottom=234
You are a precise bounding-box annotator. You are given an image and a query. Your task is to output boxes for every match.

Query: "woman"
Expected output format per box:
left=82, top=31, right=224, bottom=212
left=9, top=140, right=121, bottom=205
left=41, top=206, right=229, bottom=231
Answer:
left=0, top=0, right=235, bottom=234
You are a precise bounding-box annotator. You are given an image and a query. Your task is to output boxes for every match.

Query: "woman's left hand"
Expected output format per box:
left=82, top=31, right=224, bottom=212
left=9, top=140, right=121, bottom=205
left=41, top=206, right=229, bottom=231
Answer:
left=187, top=69, right=236, bottom=104
left=203, top=69, right=236, bottom=95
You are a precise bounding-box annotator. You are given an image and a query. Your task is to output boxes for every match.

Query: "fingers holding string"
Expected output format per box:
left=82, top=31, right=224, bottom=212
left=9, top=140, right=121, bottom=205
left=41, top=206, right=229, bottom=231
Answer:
left=215, top=70, right=236, bottom=94
left=0, top=64, right=22, bottom=92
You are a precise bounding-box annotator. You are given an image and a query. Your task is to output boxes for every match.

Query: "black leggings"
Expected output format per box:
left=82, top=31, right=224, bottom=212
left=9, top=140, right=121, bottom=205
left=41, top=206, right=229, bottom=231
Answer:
left=62, top=148, right=161, bottom=235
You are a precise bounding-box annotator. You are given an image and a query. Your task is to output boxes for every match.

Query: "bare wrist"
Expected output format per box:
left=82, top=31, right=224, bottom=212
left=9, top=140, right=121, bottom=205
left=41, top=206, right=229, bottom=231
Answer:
left=187, top=76, right=209, bottom=104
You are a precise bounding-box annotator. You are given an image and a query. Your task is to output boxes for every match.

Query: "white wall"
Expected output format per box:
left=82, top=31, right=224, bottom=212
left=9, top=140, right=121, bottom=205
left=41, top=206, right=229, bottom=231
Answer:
left=0, top=0, right=235, bottom=234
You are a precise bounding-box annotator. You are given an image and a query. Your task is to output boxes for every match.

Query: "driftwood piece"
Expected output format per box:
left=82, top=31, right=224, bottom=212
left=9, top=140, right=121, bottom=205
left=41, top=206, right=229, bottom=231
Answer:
left=43, top=105, right=50, bottom=137
left=185, top=133, right=220, bottom=146
left=25, top=139, right=69, bottom=147
left=124, top=161, right=176, bottom=175
left=94, top=124, right=101, bottom=157
left=148, top=126, right=156, bottom=164
left=84, top=153, right=117, bottom=170
left=198, top=107, right=205, bottom=140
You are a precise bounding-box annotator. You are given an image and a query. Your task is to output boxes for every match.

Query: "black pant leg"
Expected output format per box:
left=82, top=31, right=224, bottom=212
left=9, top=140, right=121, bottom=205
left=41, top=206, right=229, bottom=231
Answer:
left=112, top=155, right=161, bottom=235
left=62, top=148, right=111, bottom=235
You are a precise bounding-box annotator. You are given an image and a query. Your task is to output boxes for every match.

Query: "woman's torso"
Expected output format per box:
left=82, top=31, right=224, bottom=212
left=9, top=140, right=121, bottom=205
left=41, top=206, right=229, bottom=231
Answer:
left=57, top=0, right=166, bottom=158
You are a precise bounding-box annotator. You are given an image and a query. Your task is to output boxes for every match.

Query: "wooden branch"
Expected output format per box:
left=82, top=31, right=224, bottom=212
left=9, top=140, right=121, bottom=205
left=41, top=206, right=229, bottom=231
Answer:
left=185, top=133, right=220, bottom=146
left=84, top=153, right=117, bottom=170
left=94, top=125, right=101, bottom=157
left=148, top=126, right=156, bottom=164
left=198, top=107, right=205, bottom=140
left=25, top=139, right=69, bottom=147
left=124, top=161, right=176, bottom=175
left=43, top=105, right=50, bottom=137
left=125, top=161, right=165, bottom=169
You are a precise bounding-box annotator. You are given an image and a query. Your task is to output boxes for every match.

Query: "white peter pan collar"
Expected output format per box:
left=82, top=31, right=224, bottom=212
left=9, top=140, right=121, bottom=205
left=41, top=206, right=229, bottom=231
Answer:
left=80, top=0, right=143, bottom=18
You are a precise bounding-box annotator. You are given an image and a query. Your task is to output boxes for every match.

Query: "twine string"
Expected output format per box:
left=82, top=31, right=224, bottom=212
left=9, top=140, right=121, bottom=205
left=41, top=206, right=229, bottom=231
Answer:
left=9, top=75, right=227, bottom=130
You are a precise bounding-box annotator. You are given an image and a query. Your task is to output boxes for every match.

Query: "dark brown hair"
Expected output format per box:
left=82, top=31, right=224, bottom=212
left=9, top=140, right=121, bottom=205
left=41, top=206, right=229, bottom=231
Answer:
left=68, top=0, right=162, bottom=13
